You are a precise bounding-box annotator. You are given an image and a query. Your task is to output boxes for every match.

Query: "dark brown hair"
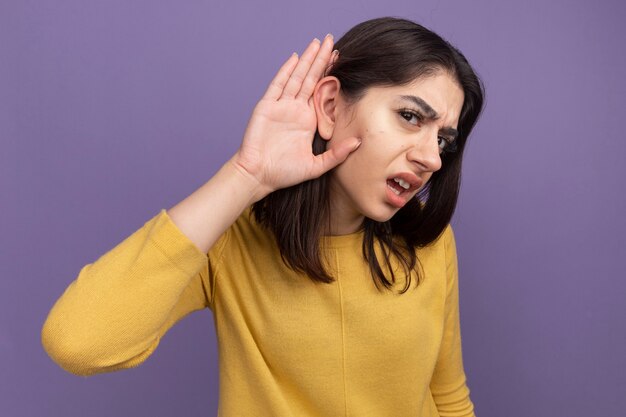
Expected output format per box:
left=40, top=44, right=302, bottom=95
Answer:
left=253, top=17, right=485, bottom=292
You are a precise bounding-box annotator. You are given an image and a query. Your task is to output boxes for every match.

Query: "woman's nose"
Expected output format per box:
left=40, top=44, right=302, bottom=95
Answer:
left=406, top=129, right=442, bottom=173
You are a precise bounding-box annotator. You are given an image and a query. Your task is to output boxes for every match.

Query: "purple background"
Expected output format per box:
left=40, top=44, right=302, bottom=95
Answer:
left=2, top=0, right=625, bottom=416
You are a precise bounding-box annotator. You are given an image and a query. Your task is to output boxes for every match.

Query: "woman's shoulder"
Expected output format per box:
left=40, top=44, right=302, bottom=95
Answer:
left=212, top=206, right=276, bottom=255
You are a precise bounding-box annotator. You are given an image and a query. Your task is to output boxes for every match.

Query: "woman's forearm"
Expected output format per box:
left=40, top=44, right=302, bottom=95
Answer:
left=167, top=157, right=264, bottom=254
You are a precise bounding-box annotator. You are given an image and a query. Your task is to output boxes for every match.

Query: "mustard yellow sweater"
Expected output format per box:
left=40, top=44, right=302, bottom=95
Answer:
left=42, top=208, right=475, bottom=417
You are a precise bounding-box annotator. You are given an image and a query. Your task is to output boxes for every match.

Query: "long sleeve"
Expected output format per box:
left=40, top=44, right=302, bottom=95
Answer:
left=430, top=226, right=476, bottom=417
left=41, top=209, right=214, bottom=376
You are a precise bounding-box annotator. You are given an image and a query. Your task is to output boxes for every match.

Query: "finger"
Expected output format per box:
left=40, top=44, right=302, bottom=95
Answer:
left=262, top=52, right=299, bottom=101
left=296, top=35, right=336, bottom=100
left=280, top=38, right=322, bottom=99
left=327, top=49, right=339, bottom=75
left=308, top=137, right=362, bottom=178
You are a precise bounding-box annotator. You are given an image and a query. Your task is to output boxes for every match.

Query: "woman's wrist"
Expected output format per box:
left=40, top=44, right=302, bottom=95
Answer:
left=226, top=154, right=272, bottom=204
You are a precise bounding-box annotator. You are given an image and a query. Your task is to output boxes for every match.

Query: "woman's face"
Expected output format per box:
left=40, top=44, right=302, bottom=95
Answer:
left=327, top=71, right=464, bottom=235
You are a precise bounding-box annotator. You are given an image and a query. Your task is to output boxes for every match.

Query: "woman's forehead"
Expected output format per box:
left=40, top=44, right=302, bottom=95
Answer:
left=361, top=75, right=464, bottom=120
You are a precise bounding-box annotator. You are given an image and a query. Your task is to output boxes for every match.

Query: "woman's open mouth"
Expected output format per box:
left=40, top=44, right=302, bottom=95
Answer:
left=385, top=174, right=422, bottom=208
left=387, top=177, right=411, bottom=196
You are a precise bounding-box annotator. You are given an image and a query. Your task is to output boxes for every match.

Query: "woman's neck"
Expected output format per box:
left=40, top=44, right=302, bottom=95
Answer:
left=327, top=186, right=364, bottom=236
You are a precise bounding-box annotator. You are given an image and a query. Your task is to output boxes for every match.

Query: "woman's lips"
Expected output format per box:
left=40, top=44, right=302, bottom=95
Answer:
left=387, top=172, right=422, bottom=192
left=385, top=173, right=423, bottom=208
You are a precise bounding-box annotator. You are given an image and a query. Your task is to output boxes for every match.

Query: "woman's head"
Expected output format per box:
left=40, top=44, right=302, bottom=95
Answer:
left=253, top=17, right=485, bottom=292
left=314, top=67, right=465, bottom=234
left=318, top=17, right=484, bottom=232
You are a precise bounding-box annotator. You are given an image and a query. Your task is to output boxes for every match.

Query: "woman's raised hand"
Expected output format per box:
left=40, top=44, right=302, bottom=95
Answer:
left=230, top=34, right=361, bottom=201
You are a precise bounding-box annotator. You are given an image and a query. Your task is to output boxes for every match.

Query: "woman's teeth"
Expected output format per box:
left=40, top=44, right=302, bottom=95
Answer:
left=387, top=177, right=411, bottom=196
left=393, top=178, right=410, bottom=190
left=389, top=186, right=401, bottom=195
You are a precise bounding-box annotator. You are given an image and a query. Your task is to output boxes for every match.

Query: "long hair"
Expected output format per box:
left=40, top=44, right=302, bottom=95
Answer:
left=253, top=17, right=485, bottom=293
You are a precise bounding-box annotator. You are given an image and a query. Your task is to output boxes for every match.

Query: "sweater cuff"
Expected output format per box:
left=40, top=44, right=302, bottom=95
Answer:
left=145, top=209, right=208, bottom=277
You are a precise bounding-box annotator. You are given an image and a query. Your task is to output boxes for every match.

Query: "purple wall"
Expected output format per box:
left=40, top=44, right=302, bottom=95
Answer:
left=2, top=1, right=625, bottom=416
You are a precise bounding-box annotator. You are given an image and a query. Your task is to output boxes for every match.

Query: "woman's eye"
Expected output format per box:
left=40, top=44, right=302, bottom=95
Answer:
left=399, top=111, right=421, bottom=125
left=438, top=136, right=457, bottom=154
left=437, top=136, right=447, bottom=152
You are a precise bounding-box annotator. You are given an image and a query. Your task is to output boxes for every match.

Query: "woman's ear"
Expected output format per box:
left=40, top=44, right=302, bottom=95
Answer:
left=313, top=76, right=341, bottom=140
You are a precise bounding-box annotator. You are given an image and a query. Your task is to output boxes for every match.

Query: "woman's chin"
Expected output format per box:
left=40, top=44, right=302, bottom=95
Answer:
left=364, top=205, right=400, bottom=223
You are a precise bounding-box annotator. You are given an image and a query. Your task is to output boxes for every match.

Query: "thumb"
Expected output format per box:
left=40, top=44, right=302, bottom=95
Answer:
left=309, top=137, right=362, bottom=178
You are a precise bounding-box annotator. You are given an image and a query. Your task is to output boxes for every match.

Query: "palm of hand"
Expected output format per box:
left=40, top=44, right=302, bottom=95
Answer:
left=232, top=36, right=359, bottom=198
left=238, top=96, right=319, bottom=191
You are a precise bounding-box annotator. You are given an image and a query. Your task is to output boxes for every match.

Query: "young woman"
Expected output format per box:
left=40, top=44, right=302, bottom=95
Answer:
left=42, top=17, right=484, bottom=417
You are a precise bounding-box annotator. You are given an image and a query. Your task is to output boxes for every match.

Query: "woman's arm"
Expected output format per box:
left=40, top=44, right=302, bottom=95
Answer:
left=41, top=210, right=211, bottom=376
left=168, top=34, right=360, bottom=253
left=42, top=34, right=359, bottom=376
left=430, top=226, right=476, bottom=417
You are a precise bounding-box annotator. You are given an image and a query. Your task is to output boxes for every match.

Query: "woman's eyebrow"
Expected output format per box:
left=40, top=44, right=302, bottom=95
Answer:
left=440, top=126, right=458, bottom=139
left=399, top=95, right=459, bottom=139
left=399, top=95, right=439, bottom=119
